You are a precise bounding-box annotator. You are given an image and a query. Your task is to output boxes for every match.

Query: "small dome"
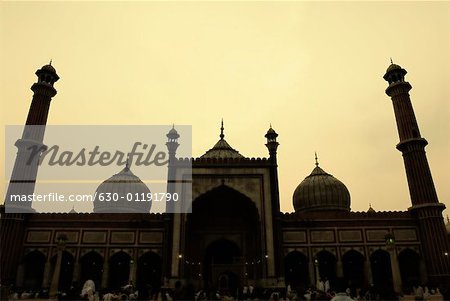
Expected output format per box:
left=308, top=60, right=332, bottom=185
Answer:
left=266, top=127, right=277, bottom=135
left=168, top=127, right=178, bottom=136
left=386, top=63, right=402, bottom=73
left=367, top=204, right=376, bottom=214
left=293, top=164, right=350, bottom=213
left=41, top=64, right=57, bottom=73
left=93, top=165, right=151, bottom=213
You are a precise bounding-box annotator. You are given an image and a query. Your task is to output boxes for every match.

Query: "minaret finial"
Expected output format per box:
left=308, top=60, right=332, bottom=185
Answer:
left=390, top=57, right=393, bottom=64
left=125, top=153, right=130, bottom=169
left=220, top=119, right=224, bottom=140
left=315, top=152, right=319, bottom=167
left=270, top=123, right=272, bottom=128
left=49, top=59, right=52, bottom=66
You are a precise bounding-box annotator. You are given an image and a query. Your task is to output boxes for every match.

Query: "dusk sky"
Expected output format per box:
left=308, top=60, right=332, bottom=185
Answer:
left=1, top=1, right=449, bottom=215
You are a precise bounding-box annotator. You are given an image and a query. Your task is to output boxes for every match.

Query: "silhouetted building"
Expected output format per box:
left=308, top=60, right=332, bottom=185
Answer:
left=1, top=62, right=450, bottom=300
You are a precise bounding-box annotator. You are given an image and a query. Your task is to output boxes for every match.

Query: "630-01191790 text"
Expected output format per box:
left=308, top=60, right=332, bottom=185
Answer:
left=8, top=192, right=179, bottom=202
left=96, top=192, right=179, bottom=202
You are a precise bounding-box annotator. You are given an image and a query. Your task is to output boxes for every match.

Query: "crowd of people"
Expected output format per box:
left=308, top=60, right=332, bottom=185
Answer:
left=6, top=279, right=447, bottom=301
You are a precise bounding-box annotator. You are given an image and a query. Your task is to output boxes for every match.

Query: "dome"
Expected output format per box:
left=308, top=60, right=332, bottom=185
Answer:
left=93, top=165, right=152, bottom=213
left=266, top=127, right=277, bottom=135
left=386, top=63, right=402, bottom=73
left=293, top=164, right=350, bottom=213
left=200, top=120, right=245, bottom=159
left=41, top=64, right=57, bottom=73
left=167, top=125, right=180, bottom=139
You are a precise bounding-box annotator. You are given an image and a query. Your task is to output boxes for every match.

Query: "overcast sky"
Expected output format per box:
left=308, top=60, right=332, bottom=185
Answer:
left=1, top=1, right=449, bottom=215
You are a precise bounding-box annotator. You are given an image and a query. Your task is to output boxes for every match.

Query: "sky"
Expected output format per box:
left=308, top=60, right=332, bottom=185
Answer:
left=0, top=1, right=449, bottom=215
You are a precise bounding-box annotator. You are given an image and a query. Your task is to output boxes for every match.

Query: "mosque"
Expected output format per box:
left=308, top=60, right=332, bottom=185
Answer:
left=1, top=62, right=450, bottom=299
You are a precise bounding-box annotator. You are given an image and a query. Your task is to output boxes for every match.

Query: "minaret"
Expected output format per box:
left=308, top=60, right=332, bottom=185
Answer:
left=383, top=62, right=450, bottom=288
left=1, top=63, right=59, bottom=295
left=5, top=62, right=59, bottom=212
left=165, top=125, right=180, bottom=214
left=265, top=125, right=283, bottom=277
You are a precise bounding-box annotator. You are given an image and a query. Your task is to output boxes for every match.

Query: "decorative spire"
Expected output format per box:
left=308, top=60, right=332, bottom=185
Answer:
left=125, top=153, right=130, bottom=170
left=220, top=119, right=224, bottom=140
left=315, top=152, right=319, bottom=167
left=390, top=57, right=393, bottom=64
left=49, top=59, right=52, bottom=66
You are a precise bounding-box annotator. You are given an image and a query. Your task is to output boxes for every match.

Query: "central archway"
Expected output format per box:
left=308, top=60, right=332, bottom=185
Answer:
left=185, top=185, right=261, bottom=291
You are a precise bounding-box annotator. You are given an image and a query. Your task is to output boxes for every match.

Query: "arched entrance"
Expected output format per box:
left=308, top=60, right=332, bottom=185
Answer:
left=205, top=239, right=241, bottom=293
left=316, top=250, right=336, bottom=285
left=185, top=185, right=261, bottom=292
left=80, top=251, right=103, bottom=289
left=108, top=251, right=131, bottom=290
left=137, top=252, right=162, bottom=298
left=342, top=250, right=365, bottom=289
left=23, top=251, right=46, bottom=290
left=284, top=251, right=309, bottom=290
left=50, top=251, right=75, bottom=292
left=398, top=249, right=420, bottom=290
left=370, top=249, right=392, bottom=290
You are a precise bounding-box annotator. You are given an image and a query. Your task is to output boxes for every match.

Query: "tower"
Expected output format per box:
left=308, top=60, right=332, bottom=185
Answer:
left=1, top=63, right=59, bottom=296
left=5, top=62, right=59, bottom=213
left=265, top=126, right=283, bottom=279
left=383, top=62, right=450, bottom=288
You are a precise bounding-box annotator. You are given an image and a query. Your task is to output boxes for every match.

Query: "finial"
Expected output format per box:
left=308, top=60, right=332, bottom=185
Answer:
left=369, top=203, right=372, bottom=208
left=220, top=119, right=224, bottom=140
left=125, top=153, right=130, bottom=169
left=390, top=57, right=393, bottom=64
left=314, top=152, right=319, bottom=167
left=49, top=59, right=52, bottom=66
left=172, top=123, right=175, bottom=129
left=270, top=123, right=272, bottom=129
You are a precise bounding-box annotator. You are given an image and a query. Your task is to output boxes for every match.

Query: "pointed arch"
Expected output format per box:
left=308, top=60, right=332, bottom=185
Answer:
left=80, top=251, right=103, bottom=289
left=284, top=251, right=309, bottom=289
left=50, top=251, right=75, bottom=291
left=23, top=250, right=46, bottom=290
left=370, top=249, right=392, bottom=290
left=137, top=251, right=162, bottom=298
left=398, top=248, right=421, bottom=289
left=342, top=250, right=365, bottom=288
left=316, top=250, right=337, bottom=283
left=108, top=251, right=131, bottom=290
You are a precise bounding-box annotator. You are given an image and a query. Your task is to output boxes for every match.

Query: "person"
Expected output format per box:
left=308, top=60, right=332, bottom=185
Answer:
left=415, top=285, right=424, bottom=301
left=81, top=280, right=96, bottom=301
left=330, top=292, right=353, bottom=301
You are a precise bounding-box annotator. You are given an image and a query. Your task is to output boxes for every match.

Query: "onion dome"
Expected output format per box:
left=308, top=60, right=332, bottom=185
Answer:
left=36, top=60, right=59, bottom=84
left=200, top=120, right=244, bottom=159
left=93, top=162, right=151, bottom=213
left=42, top=63, right=56, bottom=73
left=167, top=125, right=180, bottom=140
left=386, top=63, right=402, bottom=73
left=293, top=155, right=350, bottom=213
left=383, top=59, right=407, bottom=85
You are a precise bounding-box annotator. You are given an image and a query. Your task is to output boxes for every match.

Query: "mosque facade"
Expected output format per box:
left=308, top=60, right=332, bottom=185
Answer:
left=1, top=62, right=450, bottom=299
